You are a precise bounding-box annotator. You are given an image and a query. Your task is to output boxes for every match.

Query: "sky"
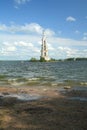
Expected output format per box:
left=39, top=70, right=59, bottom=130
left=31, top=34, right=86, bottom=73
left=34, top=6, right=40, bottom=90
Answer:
left=0, top=0, right=87, bottom=60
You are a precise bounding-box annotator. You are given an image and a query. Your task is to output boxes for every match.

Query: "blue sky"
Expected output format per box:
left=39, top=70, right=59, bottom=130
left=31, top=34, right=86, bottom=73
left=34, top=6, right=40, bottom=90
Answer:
left=0, top=0, right=87, bottom=60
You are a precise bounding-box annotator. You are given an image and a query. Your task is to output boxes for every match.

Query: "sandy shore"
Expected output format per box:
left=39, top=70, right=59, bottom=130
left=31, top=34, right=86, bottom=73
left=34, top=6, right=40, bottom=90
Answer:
left=0, top=85, right=87, bottom=130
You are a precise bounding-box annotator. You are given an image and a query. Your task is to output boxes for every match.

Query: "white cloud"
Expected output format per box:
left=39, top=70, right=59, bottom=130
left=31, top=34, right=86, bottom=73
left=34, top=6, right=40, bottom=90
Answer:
left=0, top=24, right=7, bottom=31
left=47, top=43, right=55, bottom=50
left=14, top=0, right=30, bottom=5
left=14, top=0, right=31, bottom=9
left=66, top=16, right=76, bottom=22
left=57, top=47, right=87, bottom=58
left=21, top=23, right=43, bottom=34
left=0, top=23, right=44, bottom=34
left=14, top=6, right=19, bottom=9
left=1, top=42, right=17, bottom=56
left=0, top=22, right=87, bottom=60
left=45, top=29, right=55, bottom=36
left=83, top=32, right=87, bottom=35
left=82, top=32, right=87, bottom=41
left=1, top=34, right=87, bottom=59
left=48, top=36, right=87, bottom=47
left=3, top=42, right=16, bottom=51
left=0, top=39, right=40, bottom=59
left=83, top=36, right=87, bottom=41
left=14, top=41, right=34, bottom=47
left=57, top=31, right=62, bottom=35
left=57, top=47, right=75, bottom=57
left=75, top=30, right=80, bottom=34
left=6, top=46, right=16, bottom=52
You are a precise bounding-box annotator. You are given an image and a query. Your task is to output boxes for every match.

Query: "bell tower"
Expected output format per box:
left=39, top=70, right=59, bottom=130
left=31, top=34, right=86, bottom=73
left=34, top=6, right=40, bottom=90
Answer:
left=40, top=31, right=50, bottom=61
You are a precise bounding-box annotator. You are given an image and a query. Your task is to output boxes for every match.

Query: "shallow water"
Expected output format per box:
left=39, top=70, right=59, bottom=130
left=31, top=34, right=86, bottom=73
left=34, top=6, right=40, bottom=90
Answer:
left=68, top=97, right=87, bottom=101
left=0, top=60, right=87, bottom=87
left=0, top=92, right=42, bottom=101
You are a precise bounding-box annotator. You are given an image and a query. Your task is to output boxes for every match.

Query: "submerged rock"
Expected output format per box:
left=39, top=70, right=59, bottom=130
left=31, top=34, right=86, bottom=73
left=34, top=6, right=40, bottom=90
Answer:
left=64, top=86, right=71, bottom=89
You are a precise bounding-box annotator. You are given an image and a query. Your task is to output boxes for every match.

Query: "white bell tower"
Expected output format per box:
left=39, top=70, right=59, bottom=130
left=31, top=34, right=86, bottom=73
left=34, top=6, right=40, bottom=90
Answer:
left=40, top=31, right=50, bottom=61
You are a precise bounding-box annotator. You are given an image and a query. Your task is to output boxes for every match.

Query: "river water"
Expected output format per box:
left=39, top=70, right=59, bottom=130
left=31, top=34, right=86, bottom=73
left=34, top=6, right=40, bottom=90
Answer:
left=0, top=60, right=87, bottom=88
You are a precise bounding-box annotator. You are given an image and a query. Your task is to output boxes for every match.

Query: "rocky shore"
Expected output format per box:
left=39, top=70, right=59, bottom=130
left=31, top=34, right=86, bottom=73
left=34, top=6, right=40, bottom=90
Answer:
left=0, top=86, right=87, bottom=130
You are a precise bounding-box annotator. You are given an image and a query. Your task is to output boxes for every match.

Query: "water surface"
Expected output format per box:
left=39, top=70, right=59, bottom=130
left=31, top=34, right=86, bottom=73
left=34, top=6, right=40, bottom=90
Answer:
left=0, top=60, right=87, bottom=87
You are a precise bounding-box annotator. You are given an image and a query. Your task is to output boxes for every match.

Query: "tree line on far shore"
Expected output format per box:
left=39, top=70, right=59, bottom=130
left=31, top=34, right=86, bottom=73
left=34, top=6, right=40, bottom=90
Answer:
left=29, top=57, right=87, bottom=62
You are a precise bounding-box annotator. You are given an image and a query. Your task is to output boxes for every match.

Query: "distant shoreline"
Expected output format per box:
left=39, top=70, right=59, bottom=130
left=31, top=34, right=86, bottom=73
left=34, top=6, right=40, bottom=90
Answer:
left=29, top=57, right=87, bottom=62
left=0, top=57, right=87, bottom=62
